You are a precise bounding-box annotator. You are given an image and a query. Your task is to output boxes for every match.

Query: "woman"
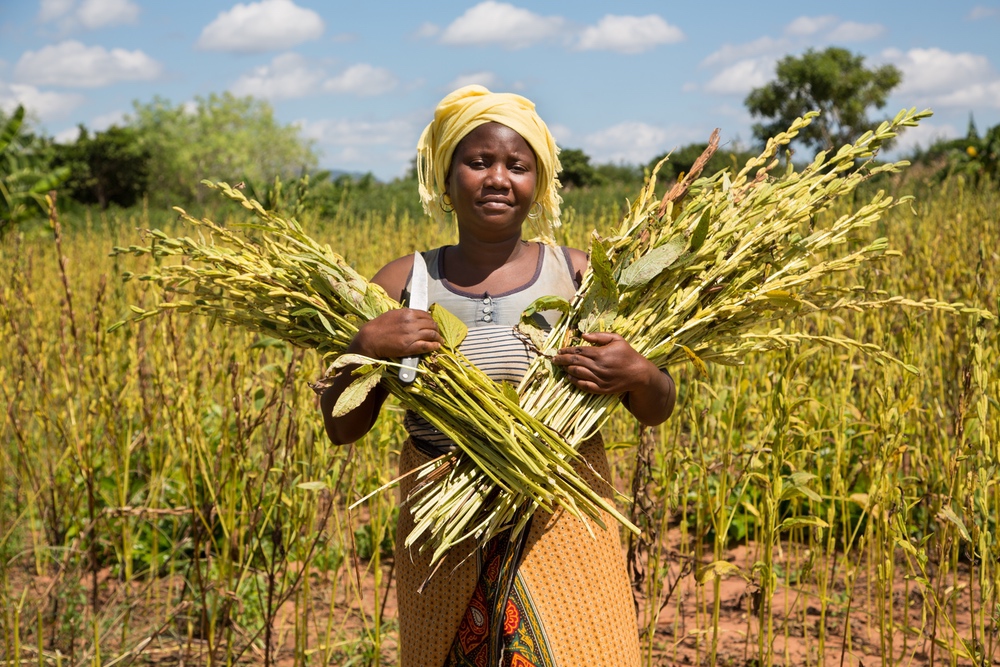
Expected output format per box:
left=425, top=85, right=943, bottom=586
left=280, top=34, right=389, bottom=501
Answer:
left=320, top=85, right=676, bottom=667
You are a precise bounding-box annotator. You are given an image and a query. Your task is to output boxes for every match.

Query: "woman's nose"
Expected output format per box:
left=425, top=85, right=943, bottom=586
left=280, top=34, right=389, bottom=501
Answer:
left=483, top=164, right=510, bottom=189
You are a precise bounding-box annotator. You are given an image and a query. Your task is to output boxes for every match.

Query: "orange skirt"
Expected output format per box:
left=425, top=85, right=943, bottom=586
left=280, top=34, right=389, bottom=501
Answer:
left=395, top=435, right=641, bottom=667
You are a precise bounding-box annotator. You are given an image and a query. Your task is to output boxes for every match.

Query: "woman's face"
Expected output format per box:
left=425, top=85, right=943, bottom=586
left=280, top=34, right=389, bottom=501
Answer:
left=446, top=122, right=537, bottom=239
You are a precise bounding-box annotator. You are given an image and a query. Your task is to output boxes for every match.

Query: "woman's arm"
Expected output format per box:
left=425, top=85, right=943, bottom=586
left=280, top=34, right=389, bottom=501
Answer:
left=320, top=255, right=442, bottom=444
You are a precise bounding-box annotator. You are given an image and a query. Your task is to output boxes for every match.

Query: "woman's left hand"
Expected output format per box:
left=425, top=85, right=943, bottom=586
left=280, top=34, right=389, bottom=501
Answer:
left=552, top=332, right=676, bottom=426
left=552, top=332, right=652, bottom=395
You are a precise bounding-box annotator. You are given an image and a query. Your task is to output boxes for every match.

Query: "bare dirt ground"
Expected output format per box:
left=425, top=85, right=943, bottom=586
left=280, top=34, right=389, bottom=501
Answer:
left=5, top=528, right=996, bottom=666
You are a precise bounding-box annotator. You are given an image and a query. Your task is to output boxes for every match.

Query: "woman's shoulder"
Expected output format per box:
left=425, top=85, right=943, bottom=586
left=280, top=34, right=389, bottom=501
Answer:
left=558, top=245, right=588, bottom=286
left=371, top=254, right=416, bottom=302
left=371, top=247, right=444, bottom=302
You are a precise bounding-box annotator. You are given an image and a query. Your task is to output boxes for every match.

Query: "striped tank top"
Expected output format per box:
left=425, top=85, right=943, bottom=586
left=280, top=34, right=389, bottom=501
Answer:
left=402, top=243, right=579, bottom=453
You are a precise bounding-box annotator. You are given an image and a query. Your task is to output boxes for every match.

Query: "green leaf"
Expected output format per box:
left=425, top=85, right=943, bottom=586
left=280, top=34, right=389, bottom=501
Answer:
left=688, top=207, right=711, bottom=253
left=28, top=166, right=70, bottom=194
left=430, top=303, right=468, bottom=349
left=330, top=353, right=379, bottom=369
left=780, top=471, right=823, bottom=503
left=0, top=105, right=25, bottom=154
left=296, top=481, right=327, bottom=491
left=500, top=382, right=520, bottom=407
left=619, top=236, right=687, bottom=290
left=521, top=295, right=571, bottom=320
left=579, top=238, right=619, bottom=332
left=249, top=337, right=287, bottom=350
left=316, top=311, right=336, bottom=335
left=331, top=366, right=384, bottom=418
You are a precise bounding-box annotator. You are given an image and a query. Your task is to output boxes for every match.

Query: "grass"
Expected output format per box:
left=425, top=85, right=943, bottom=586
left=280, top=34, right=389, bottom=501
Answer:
left=0, top=172, right=997, bottom=666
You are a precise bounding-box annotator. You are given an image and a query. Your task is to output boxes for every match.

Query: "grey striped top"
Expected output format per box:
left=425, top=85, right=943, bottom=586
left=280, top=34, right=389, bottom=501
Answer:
left=403, top=243, right=578, bottom=453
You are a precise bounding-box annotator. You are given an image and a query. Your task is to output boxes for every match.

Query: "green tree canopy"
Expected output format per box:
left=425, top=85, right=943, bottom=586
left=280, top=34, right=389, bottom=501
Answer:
left=745, top=47, right=902, bottom=152
left=127, top=92, right=318, bottom=206
left=648, top=142, right=756, bottom=184
left=558, top=147, right=600, bottom=188
left=55, top=125, right=150, bottom=209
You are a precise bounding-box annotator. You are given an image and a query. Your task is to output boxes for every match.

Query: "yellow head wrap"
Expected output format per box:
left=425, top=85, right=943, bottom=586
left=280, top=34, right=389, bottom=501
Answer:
left=416, top=85, right=562, bottom=242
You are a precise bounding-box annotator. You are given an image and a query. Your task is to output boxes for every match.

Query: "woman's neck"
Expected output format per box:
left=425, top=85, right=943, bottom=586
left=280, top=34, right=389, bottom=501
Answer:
left=443, top=236, right=536, bottom=292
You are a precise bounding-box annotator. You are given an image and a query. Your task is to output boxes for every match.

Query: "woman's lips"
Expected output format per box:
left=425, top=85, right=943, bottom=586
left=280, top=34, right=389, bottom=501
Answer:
left=478, top=197, right=512, bottom=209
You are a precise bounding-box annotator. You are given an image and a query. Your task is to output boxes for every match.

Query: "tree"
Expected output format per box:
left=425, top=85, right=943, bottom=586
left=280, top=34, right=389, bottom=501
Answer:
left=127, top=93, right=318, bottom=206
left=558, top=147, right=600, bottom=188
left=1, top=105, right=68, bottom=236
left=745, top=47, right=901, bottom=151
left=55, top=125, right=150, bottom=209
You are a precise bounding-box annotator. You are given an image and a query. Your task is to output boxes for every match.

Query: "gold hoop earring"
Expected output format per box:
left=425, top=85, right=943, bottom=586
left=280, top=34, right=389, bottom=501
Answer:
left=439, top=193, right=454, bottom=213
left=526, top=201, right=542, bottom=220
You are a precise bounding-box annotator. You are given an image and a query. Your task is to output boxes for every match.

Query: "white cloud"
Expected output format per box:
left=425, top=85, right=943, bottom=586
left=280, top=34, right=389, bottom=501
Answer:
left=933, top=81, right=1000, bottom=109
left=440, top=1, right=566, bottom=49
left=445, top=71, right=502, bottom=91
left=231, top=53, right=324, bottom=100
left=827, top=21, right=883, bottom=42
left=888, top=121, right=958, bottom=156
left=704, top=57, right=775, bottom=95
left=886, top=47, right=995, bottom=96
left=576, top=14, right=683, bottom=54
left=53, top=109, right=128, bottom=144
left=0, top=82, right=85, bottom=121
left=702, top=36, right=786, bottom=67
left=414, top=22, right=440, bottom=39
left=300, top=117, right=415, bottom=155
left=14, top=41, right=162, bottom=88
left=581, top=121, right=673, bottom=165
left=548, top=123, right=572, bottom=146
left=323, top=64, right=398, bottom=96
left=197, top=0, right=324, bottom=54
left=38, top=0, right=75, bottom=22
left=968, top=6, right=1000, bottom=20
left=54, top=127, right=84, bottom=144
left=90, top=109, right=126, bottom=129
left=77, top=0, right=139, bottom=28
left=785, top=15, right=837, bottom=36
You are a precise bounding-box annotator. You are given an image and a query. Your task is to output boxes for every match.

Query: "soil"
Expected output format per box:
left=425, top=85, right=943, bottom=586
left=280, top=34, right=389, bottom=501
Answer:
left=4, top=527, right=997, bottom=666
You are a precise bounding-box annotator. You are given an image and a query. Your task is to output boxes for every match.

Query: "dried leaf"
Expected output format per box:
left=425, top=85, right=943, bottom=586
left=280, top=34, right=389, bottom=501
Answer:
left=938, top=506, right=971, bottom=543
left=678, top=344, right=709, bottom=379
left=331, top=366, right=384, bottom=417
left=778, top=516, right=829, bottom=532
left=696, top=560, right=747, bottom=584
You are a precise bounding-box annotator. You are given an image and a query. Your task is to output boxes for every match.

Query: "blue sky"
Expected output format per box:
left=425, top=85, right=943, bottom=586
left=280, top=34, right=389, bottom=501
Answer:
left=1, top=1, right=999, bottom=181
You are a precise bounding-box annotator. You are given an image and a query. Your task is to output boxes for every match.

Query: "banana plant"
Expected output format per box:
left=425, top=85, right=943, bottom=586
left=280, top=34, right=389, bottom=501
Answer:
left=1, top=105, right=69, bottom=236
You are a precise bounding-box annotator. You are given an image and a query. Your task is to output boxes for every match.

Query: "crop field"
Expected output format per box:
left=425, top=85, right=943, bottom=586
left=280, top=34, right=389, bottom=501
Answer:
left=0, top=175, right=997, bottom=666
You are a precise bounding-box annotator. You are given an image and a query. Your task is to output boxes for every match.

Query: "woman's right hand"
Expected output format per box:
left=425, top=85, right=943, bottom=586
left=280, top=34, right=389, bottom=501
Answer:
left=321, top=307, right=441, bottom=445
left=349, top=308, right=442, bottom=360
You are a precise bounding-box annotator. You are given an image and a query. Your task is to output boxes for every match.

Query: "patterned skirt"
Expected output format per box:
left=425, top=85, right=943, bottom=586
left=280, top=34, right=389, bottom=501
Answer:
left=395, top=435, right=641, bottom=667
